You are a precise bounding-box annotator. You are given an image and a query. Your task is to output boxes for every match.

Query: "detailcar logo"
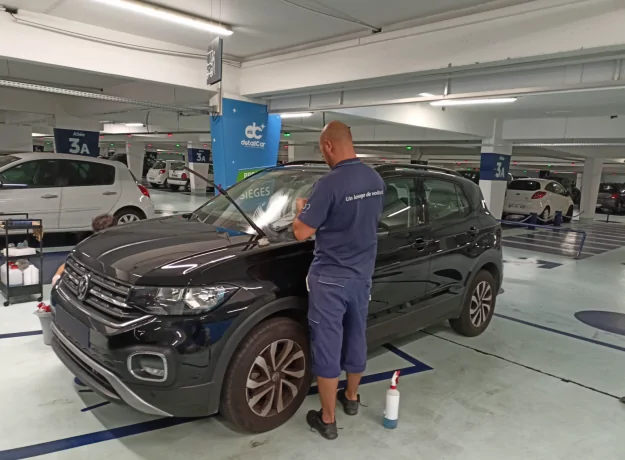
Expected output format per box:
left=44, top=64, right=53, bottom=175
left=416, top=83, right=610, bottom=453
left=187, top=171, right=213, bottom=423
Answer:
left=242, top=122, right=266, bottom=148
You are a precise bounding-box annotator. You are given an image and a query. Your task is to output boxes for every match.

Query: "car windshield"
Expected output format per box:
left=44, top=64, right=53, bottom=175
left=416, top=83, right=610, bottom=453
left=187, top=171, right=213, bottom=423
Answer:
left=0, top=155, right=19, bottom=169
left=508, top=180, right=541, bottom=191
left=193, top=167, right=326, bottom=237
left=599, top=183, right=620, bottom=193
left=172, top=162, right=185, bottom=170
left=153, top=161, right=166, bottom=169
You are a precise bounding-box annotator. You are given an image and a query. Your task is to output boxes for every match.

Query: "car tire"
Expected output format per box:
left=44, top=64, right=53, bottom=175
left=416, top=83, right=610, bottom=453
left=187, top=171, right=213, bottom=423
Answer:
left=220, top=317, right=312, bottom=433
left=539, top=206, right=551, bottom=222
left=450, top=270, right=497, bottom=337
left=563, top=206, right=574, bottom=223
left=169, top=184, right=178, bottom=191
left=184, top=181, right=191, bottom=193
left=149, top=182, right=159, bottom=188
left=114, top=208, right=145, bottom=225
left=163, top=179, right=168, bottom=189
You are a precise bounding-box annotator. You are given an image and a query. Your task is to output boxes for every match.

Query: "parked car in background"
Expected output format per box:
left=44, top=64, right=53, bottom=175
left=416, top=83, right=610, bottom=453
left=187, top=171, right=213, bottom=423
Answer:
left=0, top=153, right=154, bottom=230
left=503, top=178, right=574, bottom=222
left=147, top=160, right=179, bottom=188
left=596, top=183, right=625, bottom=213
left=168, top=163, right=214, bottom=192
left=50, top=163, right=502, bottom=433
left=109, top=152, right=157, bottom=178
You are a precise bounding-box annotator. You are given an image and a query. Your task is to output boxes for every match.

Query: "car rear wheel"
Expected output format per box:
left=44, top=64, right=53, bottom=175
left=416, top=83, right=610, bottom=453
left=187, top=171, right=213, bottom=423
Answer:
left=539, top=206, right=551, bottom=222
left=169, top=184, right=179, bottom=191
left=149, top=182, right=159, bottom=188
left=114, top=208, right=144, bottom=225
left=184, top=181, right=191, bottom=193
left=220, top=317, right=312, bottom=433
left=450, top=270, right=497, bottom=337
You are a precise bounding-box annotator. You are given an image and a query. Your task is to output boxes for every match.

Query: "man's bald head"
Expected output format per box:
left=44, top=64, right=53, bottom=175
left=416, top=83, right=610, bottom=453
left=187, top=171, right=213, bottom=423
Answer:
left=319, top=121, right=357, bottom=168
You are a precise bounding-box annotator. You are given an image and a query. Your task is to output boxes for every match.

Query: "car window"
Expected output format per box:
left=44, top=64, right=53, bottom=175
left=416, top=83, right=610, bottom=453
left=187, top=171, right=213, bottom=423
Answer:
left=424, top=179, right=472, bottom=223
left=599, top=183, right=619, bottom=193
left=509, top=180, right=541, bottom=191
left=0, top=155, right=20, bottom=169
left=544, top=182, right=556, bottom=193
left=0, top=160, right=61, bottom=188
left=172, top=162, right=185, bottom=170
left=62, top=160, right=116, bottom=187
left=551, top=183, right=566, bottom=195
left=380, top=177, right=422, bottom=230
left=153, top=161, right=166, bottom=169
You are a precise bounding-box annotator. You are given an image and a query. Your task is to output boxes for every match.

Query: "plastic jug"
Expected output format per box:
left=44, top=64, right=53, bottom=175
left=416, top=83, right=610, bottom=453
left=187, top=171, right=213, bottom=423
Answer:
left=0, top=264, right=6, bottom=285
left=8, top=264, right=23, bottom=286
left=23, top=265, right=39, bottom=286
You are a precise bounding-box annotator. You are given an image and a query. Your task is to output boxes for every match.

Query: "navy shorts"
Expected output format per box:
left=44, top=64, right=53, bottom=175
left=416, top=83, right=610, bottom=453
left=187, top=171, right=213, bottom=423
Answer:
left=307, top=274, right=371, bottom=379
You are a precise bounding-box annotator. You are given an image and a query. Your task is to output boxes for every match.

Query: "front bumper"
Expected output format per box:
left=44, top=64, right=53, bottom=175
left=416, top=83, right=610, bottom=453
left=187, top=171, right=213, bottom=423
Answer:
left=51, top=322, right=171, bottom=416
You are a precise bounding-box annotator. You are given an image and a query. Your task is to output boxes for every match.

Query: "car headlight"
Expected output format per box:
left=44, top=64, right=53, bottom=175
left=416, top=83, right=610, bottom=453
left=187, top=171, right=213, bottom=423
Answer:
left=127, top=285, right=238, bottom=316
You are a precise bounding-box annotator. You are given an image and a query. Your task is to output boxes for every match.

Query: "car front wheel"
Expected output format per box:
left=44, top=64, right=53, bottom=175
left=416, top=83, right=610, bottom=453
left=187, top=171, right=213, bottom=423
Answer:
left=220, top=317, right=312, bottom=433
left=450, top=270, right=497, bottom=337
left=114, top=208, right=144, bottom=225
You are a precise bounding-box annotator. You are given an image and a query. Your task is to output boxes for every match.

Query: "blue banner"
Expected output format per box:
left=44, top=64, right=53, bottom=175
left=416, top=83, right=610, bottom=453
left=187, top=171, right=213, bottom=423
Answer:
left=479, top=153, right=511, bottom=181
left=210, top=98, right=281, bottom=190
left=53, top=128, right=99, bottom=157
left=188, top=148, right=210, bottom=163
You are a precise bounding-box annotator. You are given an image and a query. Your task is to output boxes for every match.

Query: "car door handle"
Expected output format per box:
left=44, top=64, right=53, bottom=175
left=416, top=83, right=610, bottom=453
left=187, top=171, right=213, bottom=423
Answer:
left=468, top=227, right=479, bottom=237
left=411, top=238, right=432, bottom=251
left=102, top=191, right=117, bottom=196
left=41, top=194, right=58, bottom=199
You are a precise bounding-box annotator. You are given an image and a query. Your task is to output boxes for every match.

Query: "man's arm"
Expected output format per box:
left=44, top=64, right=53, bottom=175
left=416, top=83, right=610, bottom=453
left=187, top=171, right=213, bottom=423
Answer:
left=293, top=199, right=317, bottom=241
left=292, top=181, right=333, bottom=241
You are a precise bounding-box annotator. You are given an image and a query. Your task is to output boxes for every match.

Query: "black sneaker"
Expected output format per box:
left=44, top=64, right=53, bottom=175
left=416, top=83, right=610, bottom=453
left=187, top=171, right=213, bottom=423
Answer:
left=306, top=410, right=338, bottom=440
left=337, top=389, right=362, bottom=416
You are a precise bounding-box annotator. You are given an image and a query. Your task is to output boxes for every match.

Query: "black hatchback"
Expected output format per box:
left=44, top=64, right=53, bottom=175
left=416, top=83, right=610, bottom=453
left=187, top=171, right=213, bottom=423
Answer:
left=50, top=163, right=503, bottom=433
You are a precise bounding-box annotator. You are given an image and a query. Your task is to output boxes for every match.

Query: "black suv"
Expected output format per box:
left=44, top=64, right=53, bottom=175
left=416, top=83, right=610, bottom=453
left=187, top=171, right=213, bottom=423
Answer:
left=50, top=163, right=503, bottom=433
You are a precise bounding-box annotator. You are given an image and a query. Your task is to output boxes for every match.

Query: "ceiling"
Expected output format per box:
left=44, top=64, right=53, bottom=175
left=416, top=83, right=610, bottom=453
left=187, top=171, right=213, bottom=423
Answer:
left=7, top=0, right=532, bottom=59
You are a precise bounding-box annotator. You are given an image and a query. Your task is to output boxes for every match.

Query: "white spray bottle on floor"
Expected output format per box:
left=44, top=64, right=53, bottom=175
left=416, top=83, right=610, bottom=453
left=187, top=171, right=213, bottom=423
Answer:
left=383, top=370, right=400, bottom=429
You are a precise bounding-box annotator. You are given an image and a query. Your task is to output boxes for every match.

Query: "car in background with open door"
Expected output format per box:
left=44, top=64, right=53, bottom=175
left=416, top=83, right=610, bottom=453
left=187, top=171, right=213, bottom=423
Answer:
left=147, top=160, right=178, bottom=189
left=0, top=153, right=154, bottom=231
left=168, top=163, right=214, bottom=192
left=503, top=178, right=574, bottom=222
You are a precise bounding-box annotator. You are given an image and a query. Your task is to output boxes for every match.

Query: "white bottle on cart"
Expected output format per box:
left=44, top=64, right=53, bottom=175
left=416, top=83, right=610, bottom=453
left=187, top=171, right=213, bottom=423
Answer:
left=23, top=264, right=39, bottom=285
left=8, top=264, right=23, bottom=286
left=383, top=370, right=400, bottom=429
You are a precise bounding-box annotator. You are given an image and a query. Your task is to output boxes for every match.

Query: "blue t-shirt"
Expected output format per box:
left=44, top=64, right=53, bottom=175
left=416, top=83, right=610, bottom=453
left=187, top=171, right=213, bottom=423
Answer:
left=298, top=158, right=385, bottom=280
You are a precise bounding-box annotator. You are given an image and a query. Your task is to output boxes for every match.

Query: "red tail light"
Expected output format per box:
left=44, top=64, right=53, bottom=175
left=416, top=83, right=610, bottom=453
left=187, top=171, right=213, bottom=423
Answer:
left=611, top=193, right=619, bottom=199
left=181, top=173, right=188, bottom=180
left=138, top=184, right=150, bottom=198
left=531, top=191, right=547, bottom=199
left=159, top=169, right=166, bottom=174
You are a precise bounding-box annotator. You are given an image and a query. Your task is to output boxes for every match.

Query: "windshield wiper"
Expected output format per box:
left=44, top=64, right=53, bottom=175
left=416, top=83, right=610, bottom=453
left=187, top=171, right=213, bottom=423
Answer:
left=183, top=167, right=269, bottom=242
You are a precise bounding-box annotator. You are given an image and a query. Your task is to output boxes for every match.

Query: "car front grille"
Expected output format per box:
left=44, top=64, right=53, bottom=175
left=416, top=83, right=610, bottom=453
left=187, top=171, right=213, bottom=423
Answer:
left=63, top=257, right=140, bottom=320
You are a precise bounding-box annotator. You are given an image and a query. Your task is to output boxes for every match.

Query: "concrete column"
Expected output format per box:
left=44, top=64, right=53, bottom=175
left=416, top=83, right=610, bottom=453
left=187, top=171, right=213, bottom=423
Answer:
left=0, top=125, right=31, bottom=152
left=187, top=141, right=209, bottom=196
left=292, top=145, right=320, bottom=161
left=126, top=141, right=145, bottom=179
left=479, top=120, right=512, bottom=219
left=287, top=141, right=295, bottom=162
left=579, top=158, right=604, bottom=223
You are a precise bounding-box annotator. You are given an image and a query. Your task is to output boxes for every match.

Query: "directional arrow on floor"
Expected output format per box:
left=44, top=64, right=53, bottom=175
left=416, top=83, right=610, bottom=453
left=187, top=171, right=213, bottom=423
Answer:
left=504, top=257, right=563, bottom=269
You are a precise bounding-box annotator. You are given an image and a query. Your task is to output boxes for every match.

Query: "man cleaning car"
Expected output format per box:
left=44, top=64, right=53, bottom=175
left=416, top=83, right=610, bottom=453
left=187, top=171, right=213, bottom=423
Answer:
left=292, top=121, right=385, bottom=440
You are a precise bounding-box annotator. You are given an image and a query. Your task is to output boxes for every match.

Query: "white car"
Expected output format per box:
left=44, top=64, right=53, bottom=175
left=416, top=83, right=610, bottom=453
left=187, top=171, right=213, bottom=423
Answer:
left=0, top=152, right=154, bottom=232
left=168, top=163, right=214, bottom=192
left=503, top=178, right=574, bottom=222
left=146, top=160, right=178, bottom=188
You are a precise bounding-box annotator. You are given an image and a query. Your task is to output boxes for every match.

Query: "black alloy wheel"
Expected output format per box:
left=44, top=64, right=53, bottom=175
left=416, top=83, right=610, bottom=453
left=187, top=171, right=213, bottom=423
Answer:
left=450, top=270, right=497, bottom=337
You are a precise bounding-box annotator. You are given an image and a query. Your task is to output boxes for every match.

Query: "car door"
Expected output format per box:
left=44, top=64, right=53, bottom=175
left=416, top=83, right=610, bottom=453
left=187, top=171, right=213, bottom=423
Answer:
left=59, top=159, right=120, bottom=230
left=422, top=177, right=477, bottom=316
left=369, top=173, right=434, bottom=318
left=0, top=159, right=62, bottom=230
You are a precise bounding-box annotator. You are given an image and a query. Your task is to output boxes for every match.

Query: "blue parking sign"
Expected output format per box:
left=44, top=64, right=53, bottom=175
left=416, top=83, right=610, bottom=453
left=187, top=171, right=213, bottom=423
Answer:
left=480, top=153, right=511, bottom=181
left=188, top=148, right=210, bottom=163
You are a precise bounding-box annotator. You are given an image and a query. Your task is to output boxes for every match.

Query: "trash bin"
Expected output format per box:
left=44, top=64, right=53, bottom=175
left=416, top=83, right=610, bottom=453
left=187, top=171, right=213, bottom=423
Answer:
left=34, top=303, right=53, bottom=346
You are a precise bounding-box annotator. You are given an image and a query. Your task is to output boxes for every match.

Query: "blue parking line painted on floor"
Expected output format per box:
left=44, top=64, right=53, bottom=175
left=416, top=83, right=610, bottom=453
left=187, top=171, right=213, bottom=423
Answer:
left=494, top=313, right=625, bottom=353
left=81, top=401, right=112, bottom=412
left=1, top=343, right=433, bottom=459
left=0, top=330, right=42, bottom=340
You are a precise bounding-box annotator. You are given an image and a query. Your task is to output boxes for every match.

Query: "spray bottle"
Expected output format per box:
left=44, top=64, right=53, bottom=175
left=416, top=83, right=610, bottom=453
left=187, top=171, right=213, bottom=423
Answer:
left=383, top=370, right=400, bottom=429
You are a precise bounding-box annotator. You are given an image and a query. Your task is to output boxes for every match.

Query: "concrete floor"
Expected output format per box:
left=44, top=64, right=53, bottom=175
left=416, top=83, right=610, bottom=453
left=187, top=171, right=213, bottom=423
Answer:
left=1, top=192, right=625, bottom=459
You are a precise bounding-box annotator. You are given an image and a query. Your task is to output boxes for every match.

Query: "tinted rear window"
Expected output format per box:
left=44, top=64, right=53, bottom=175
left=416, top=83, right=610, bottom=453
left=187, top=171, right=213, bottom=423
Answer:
left=172, top=162, right=185, bottom=170
left=508, top=180, right=541, bottom=191
left=153, top=161, right=166, bottom=169
left=599, top=183, right=620, bottom=193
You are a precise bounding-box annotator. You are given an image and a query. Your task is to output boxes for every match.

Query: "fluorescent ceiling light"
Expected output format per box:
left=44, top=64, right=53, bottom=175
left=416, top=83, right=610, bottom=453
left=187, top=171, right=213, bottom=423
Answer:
left=94, top=0, right=233, bottom=36
left=430, top=98, right=517, bottom=107
left=280, top=112, right=313, bottom=119
left=31, top=133, right=48, bottom=137
left=124, top=122, right=144, bottom=127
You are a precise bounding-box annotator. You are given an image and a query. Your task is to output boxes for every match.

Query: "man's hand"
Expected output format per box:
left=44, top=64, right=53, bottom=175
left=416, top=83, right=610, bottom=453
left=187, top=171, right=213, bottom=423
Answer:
left=296, top=198, right=308, bottom=215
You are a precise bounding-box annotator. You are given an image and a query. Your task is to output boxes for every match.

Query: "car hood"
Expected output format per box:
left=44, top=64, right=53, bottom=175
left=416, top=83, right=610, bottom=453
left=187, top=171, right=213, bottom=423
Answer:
left=71, top=216, right=260, bottom=285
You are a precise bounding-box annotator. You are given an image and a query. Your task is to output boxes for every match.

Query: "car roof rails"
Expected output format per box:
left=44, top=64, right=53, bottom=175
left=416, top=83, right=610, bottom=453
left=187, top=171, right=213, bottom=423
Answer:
left=281, top=160, right=328, bottom=166
left=374, top=163, right=461, bottom=176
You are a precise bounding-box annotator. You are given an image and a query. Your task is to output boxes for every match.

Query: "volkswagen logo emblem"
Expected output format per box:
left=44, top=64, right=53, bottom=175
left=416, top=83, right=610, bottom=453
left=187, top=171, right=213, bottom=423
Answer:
left=77, top=274, right=90, bottom=301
